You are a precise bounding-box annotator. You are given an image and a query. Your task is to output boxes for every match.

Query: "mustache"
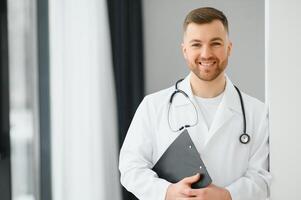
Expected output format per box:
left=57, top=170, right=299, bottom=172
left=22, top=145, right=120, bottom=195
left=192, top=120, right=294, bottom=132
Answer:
left=198, top=58, right=217, bottom=62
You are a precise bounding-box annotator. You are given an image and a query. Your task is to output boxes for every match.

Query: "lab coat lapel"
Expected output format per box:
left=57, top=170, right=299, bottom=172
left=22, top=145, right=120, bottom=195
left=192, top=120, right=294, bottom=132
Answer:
left=204, top=76, right=242, bottom=147
left=206, top=96, right=233, bottom=144
left=172, top=74, right=193, bottom=107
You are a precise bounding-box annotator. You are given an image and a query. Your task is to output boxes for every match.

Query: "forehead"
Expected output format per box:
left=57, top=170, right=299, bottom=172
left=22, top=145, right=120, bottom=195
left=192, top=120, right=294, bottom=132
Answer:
left=184, top=20, right=228, bottom=42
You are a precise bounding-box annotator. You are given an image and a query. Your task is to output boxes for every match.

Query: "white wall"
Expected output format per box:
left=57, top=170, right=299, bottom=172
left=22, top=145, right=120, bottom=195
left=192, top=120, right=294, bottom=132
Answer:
left=266, top=0, right=301, bottom=199
left=142, top=0, right=265, bottom=101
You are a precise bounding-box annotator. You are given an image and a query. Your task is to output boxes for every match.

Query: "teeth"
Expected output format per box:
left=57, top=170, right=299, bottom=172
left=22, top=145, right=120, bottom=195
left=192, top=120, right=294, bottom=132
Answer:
left=200, top=62, right=215, bottom=66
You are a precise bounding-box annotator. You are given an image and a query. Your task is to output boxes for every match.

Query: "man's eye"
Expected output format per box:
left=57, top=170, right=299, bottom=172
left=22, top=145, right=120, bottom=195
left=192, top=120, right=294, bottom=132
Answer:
left=192, top=43, right=201, bottom=47
left=212, top=42, right=222, bottom=46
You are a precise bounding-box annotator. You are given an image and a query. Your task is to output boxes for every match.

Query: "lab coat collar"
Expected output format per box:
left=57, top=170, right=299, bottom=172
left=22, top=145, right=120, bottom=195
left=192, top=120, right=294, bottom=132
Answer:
left=172, top=73, right=193, bottom=106
left=174, top=72, right=242, bottom=115
left=222, top=75, right=243, bottom=114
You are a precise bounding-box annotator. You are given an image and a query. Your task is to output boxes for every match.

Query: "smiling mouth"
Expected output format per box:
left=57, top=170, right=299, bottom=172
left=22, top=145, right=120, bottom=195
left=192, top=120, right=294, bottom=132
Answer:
left=198, top=61, right=216, bottom=67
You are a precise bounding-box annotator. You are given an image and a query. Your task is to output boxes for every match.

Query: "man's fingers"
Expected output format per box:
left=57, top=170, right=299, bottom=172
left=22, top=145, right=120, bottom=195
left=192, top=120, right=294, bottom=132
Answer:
left=182, top=187, right=208, bottom=197
left=182, top=188, right=198, bottom=196
left=181, top=173, right=200, bottom=184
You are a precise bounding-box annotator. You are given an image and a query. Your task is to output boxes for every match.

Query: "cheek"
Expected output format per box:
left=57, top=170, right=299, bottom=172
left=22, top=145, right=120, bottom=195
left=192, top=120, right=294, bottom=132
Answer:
left=186, top=50, right=199, bottom=60
left=216, top=49, right=229, bottom=60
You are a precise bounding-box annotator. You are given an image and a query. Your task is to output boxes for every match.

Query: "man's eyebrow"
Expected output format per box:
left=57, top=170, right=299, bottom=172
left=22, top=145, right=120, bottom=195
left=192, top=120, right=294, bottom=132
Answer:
left=189, top=37, right=224, bottom=43
left=210, top=37, right=223, bottom=42
left=189, top=39, right=202, bottom=43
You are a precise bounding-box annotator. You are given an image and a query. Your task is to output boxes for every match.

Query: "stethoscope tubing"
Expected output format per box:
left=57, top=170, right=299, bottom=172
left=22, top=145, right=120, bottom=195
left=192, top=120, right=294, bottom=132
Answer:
left=234, top=85, right=246, bottom=134
left=168, top=79, right=251, bottom=144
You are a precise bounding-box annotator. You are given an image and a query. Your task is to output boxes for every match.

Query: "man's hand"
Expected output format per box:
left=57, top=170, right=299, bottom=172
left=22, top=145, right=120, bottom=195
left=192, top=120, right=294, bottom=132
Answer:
left=165, top=173, right=200, bottom=200
left=165, top=173, right=232, bottom=200
left=180, top=184, right=232, bottom=200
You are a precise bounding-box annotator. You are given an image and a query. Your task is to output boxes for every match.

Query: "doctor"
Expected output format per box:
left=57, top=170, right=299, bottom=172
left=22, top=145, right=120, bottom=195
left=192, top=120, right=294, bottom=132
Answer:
left=119, top=7, right=271, bottom=200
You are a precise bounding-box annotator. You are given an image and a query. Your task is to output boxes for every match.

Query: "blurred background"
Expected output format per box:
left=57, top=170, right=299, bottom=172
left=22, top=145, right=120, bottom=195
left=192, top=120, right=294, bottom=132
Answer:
left=1, top=0, right=300, bottom=200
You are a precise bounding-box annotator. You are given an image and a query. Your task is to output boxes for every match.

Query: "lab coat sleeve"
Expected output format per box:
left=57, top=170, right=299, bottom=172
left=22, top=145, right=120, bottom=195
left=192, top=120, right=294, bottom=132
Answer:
left=119, top=96, right=171, bottom=200
left=225, top=106, right=272, bottom=200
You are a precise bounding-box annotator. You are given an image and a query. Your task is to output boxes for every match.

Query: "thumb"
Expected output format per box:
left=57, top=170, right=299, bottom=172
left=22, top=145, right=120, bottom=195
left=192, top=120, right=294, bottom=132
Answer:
left=181, top=173, right=200, bottom=184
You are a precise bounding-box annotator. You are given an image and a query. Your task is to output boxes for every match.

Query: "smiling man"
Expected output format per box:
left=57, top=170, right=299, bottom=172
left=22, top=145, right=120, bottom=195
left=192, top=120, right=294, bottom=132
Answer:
left=119, top=7, right=271, bottom=200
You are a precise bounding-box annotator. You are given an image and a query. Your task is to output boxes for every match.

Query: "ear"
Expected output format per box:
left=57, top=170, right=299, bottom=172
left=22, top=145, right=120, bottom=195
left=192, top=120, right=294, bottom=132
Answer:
left=227, top=41, right=233, bottom=56
left=182, top=43, right=187, bottom=59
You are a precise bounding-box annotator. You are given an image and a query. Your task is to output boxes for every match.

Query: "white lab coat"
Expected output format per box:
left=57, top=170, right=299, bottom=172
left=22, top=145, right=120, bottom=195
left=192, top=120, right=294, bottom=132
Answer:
left=119, top=73, right=271, bottom=200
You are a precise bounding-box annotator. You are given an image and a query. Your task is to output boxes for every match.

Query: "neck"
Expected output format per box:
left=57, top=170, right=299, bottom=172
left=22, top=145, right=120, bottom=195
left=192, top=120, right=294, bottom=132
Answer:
left=190, top=72, right=226, bottom=98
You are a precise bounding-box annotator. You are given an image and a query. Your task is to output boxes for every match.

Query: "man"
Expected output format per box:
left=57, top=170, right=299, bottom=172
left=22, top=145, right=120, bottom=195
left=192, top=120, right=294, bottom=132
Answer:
left=119, top=7, right=271, bottom=200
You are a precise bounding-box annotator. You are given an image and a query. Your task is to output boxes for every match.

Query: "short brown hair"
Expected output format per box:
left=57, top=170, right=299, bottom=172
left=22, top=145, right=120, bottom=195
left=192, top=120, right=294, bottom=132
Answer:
left=183, top=7, right=229, bottom=34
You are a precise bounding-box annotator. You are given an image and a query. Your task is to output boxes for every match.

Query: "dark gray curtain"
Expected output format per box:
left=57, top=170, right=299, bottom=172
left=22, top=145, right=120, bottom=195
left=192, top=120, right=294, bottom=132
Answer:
left=0, top=0, right=12, bottom=199
left=107, top=0, right=144, bottom=200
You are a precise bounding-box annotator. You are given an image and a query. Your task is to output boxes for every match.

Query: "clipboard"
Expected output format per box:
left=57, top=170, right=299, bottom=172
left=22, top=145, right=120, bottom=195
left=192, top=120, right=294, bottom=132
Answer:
left=152, top=129, right=212, bottom=188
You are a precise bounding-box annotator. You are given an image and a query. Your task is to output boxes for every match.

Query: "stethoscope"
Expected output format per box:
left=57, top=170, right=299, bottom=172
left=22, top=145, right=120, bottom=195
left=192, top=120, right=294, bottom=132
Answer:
left=167, top=79, right=251, bottom=144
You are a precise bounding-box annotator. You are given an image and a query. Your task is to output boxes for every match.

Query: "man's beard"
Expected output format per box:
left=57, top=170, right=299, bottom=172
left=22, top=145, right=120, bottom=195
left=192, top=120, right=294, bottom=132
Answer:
left=192, top=58, right=228, bottom=82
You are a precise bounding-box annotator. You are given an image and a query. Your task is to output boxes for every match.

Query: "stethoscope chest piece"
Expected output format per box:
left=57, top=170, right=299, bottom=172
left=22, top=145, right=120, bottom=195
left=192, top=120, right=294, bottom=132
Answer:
left=239, top=133, right=250, bottom=144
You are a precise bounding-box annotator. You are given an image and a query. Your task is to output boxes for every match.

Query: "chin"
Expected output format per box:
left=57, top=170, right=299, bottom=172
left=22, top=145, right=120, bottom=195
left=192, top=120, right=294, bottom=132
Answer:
left=193, top=71, right=222, bottom=82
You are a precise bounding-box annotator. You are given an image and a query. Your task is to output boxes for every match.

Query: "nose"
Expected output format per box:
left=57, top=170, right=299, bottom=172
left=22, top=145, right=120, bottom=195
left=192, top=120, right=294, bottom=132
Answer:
left=200, top=45, right=213, bottom=59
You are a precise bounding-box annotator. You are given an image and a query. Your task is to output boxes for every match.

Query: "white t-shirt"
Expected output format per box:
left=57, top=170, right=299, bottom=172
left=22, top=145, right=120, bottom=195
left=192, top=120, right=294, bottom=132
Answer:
left=194, top=92, right=224, bottom=130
